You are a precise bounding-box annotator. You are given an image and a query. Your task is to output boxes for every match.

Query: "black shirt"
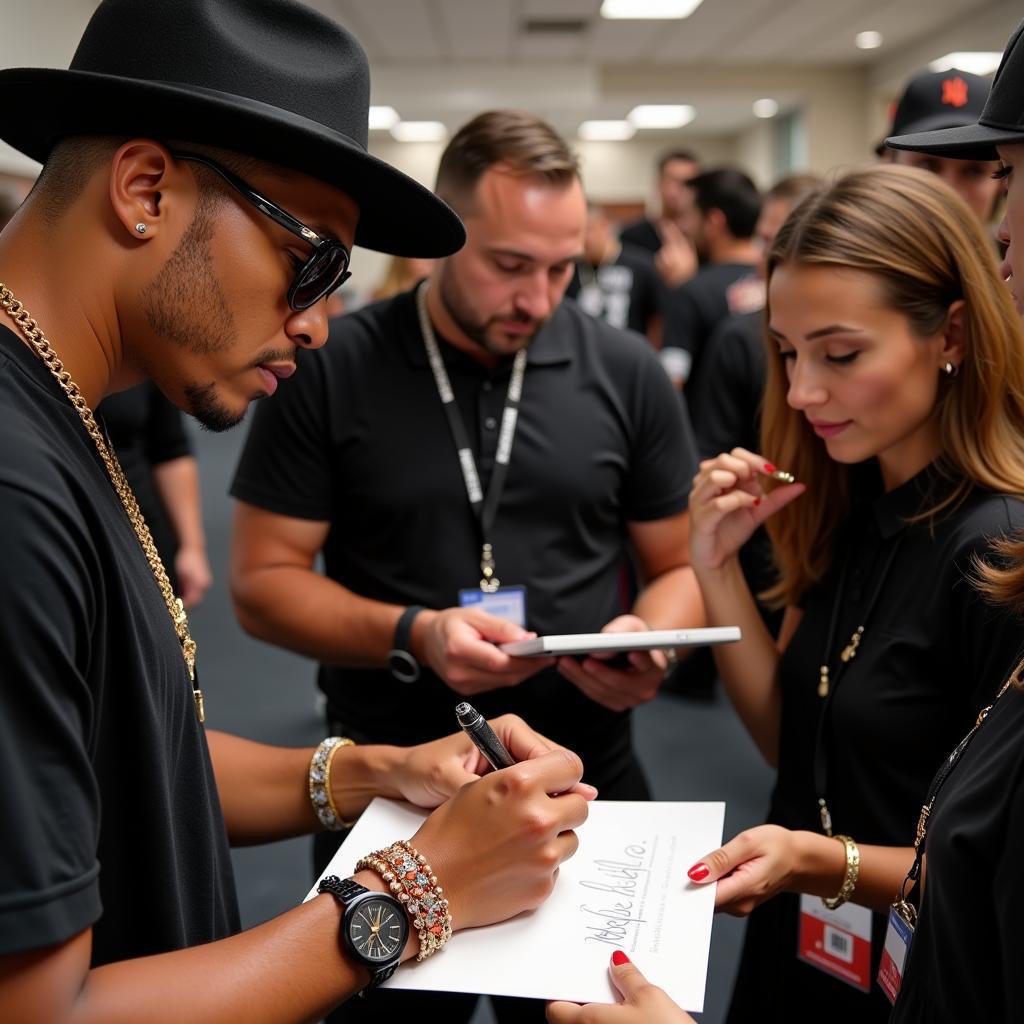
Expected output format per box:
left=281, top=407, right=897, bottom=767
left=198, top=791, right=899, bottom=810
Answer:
left=98, top=382, right=194, bottom=586
left=728, top=463, right=1024, bottom=1023
left=690, top=310, right=764, bottom=455
left=0, top=326, right=237, bottom=962
left=566, top=244, right=663, bottom=338
left=618, top=217, right=662, bottom=256
left=662, top=261, right=761, bottom=385
left=893, top=683, right=1024, bottom=1023
left=231, top=290, right=696, bottom=782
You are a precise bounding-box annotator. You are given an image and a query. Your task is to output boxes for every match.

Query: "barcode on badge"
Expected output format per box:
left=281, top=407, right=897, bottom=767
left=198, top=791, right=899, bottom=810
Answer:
left=824, top=925, right=854, bottom=963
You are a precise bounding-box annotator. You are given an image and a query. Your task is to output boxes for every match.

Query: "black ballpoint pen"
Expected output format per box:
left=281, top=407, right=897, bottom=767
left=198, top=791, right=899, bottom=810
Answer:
left=455, top=701, right=516, bottom=770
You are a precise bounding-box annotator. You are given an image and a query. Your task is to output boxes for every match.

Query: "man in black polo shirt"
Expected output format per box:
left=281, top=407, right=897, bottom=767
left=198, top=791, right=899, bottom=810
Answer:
left=0, top=4, right=593, bottom=1021
left=661, top=168, right=763, bottom=391
left=231, top=111, right=701, bottom=824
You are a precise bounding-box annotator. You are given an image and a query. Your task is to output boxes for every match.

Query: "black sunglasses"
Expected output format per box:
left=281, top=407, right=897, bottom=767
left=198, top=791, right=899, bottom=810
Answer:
left=170, top=150, right=352, bottom=311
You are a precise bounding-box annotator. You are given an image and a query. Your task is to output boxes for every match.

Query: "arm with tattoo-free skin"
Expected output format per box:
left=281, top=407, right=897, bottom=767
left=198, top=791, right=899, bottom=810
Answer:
left=0, top=717, right=595, bottom=1024
left=230, top=501, right=554, bottom=696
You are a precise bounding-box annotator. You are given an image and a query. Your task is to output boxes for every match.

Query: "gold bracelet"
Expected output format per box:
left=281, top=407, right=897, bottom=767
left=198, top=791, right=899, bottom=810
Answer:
left=308, top=736, right=356, bottom=831
left=357, top=840, right=453, bottom=961
left=821, top=834, right=860, bottom=910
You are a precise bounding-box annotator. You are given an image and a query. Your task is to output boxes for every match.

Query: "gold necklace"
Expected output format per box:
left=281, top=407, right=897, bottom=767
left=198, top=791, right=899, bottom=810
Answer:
left=0, top=284, right=204, bottom=723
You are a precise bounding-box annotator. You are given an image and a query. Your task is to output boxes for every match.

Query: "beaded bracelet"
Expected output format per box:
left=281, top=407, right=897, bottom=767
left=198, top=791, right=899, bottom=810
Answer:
left=357, top=839, right=453, bottom=960
left=821, top=834, right=860, bottom=910
left=308, top=736, right=355, bottom=831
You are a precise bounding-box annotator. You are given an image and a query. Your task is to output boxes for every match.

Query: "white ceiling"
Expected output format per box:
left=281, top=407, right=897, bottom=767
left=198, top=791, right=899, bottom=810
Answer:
left=0, top=0, right=1012, bottom=159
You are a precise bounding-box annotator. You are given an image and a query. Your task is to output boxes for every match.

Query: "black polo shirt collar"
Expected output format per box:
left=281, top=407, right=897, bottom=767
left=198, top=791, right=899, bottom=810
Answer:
left=394, top=288, right=574, bottom=371
left=871, top=460, right=958, bottom=539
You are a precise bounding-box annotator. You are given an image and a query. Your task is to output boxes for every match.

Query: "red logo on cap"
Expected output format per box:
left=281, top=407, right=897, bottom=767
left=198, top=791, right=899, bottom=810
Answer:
left=942, top=77, right=969, bottom=108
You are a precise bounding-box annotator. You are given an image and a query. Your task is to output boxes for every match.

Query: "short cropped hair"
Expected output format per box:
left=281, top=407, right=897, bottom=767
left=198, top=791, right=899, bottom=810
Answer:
left=687, top=167, right=761, bottom=239
left=658, top=149, right=700, bottom=174
left=766, top=173, right=824, bottom=208
left=435, top=110, right=579, bottom=213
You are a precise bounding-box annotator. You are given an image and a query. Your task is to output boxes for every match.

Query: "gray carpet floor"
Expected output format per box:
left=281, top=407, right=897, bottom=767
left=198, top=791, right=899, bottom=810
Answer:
left=186, top=419, right=775, bottom=1024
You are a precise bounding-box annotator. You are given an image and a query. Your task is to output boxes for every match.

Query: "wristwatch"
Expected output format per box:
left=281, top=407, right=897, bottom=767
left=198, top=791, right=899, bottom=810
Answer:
left=388, top=605, right=424, bottom=683
left=317, top=875, right=409, bottom=988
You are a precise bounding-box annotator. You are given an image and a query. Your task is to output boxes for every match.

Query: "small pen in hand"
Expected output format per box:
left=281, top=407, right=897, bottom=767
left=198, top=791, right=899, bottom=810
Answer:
left=455, top=701, right=516, bottom=770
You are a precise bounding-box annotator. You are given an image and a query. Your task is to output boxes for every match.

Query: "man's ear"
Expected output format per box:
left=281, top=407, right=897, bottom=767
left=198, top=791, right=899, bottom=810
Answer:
left=107, top=139, right=180, bottom=241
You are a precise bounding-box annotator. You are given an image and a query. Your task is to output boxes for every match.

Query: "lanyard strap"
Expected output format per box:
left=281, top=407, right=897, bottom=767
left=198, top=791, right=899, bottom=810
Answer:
left=897, top=667, right=1020, bottom=917
left=813, top=533, right=904, bottom=835
left=415, top=281, right=527, bottom=591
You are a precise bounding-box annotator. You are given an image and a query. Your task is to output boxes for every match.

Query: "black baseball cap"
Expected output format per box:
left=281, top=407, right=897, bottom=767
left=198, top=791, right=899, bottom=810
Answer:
left=886, top=21, right=1024, bottom=161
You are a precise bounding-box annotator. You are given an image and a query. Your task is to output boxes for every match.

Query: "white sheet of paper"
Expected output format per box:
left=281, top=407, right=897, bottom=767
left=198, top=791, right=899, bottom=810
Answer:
left=304, top=798, right=724, bottom=1011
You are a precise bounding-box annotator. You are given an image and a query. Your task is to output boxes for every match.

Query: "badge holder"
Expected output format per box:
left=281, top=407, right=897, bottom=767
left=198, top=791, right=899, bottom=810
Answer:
left=458, top=542, right=527, bottom=627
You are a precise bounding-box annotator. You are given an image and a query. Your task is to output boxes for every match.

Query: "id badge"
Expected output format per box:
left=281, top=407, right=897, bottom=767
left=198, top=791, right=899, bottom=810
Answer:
left=878, top=905, right=914, bottom=1005
left=458, top=585, right=527, bottom=627
left=797, top=894, right=872, bottom=992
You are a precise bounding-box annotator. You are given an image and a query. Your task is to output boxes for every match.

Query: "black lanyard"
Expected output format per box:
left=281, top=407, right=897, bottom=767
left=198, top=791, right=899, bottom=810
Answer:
left=415, top=282, right=527, bottom=591
left=813, top=532, right=904, bottom=836
left=895, top=669, right=1019, bottom=922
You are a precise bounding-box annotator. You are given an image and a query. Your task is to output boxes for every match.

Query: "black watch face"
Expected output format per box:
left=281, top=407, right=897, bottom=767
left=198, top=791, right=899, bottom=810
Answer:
left=347, top=896, right=407, bottom=963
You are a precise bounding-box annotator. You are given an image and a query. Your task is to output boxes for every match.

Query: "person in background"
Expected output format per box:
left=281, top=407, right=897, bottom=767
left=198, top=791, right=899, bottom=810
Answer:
left=660, top=168, right=762, bottom=390
left=99, top=382, right=212, bottom=607
left=879, top=67, right=1003, bottom=227
left=371, top=254, right=435, bottom=302
left=566, top=201, right=663, bottom=345
left=0, top=2, right=593, bottom=1021
left=620, top=148, right=702, bottom=289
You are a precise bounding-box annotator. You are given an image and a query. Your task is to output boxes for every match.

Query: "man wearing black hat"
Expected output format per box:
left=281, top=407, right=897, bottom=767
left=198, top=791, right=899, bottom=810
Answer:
left=880, top=67, right=1002, bottom=224
left=0, top=1, right=593, bottom=1020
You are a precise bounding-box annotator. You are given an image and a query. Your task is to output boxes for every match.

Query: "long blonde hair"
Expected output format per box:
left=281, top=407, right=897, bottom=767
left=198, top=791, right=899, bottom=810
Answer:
left=761, top=164, right=1024, bottom=606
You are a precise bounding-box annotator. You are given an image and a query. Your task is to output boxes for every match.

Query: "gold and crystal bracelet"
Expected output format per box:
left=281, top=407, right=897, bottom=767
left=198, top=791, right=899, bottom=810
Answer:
left=308, top=736, right=355, bottom=831
left=821, top=834, right=860, bottom=910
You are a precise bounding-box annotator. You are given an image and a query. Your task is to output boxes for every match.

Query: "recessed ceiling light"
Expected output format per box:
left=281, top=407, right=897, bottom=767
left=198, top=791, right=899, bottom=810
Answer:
left=390, top=121, right=447, bottom=143
left=627, top=105, right=695, bottom=129
left=578, top=120, right=637, bottom=141
left=752, top=98, right=779, bottom=119
left=855, top=31, right=883, bottom=50
left=929, top=51, right=1002, bottom=75
left=601, top=0, right=704, bottom=19
left=368, top=106, right=399, bottom=131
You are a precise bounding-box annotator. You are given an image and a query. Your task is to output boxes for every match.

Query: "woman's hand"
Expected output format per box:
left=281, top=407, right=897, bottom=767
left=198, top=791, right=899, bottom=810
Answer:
left=547, top=952, right=696, bottom=1023
left=686, top=824, right=816, bottom=916
left=688, top=447, right=804, bottom=573
left=391, top=714, right=600, bottom=809
left=409, top=746, right=591, bottom=930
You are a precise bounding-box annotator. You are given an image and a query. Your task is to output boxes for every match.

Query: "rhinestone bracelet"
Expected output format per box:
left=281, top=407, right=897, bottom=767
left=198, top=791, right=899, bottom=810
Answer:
left=308, top=736, right=355, bottom=831
left=357, top=839, right=453, bottom=960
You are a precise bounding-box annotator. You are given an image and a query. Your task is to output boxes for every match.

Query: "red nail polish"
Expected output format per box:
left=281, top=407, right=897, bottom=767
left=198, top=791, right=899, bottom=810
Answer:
left=754, top=497, right=761, bottom=506
left=688, top=863, right=710, bottom=881
left=611, top=950, right=630, bottom=966
left=764, top=462, right=776, bottom=474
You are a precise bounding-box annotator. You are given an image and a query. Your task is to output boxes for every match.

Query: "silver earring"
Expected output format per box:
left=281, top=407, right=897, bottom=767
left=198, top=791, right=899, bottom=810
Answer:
left=943, top=361, right=959, bottom=377
left=134, top=222, right=148, bottom=235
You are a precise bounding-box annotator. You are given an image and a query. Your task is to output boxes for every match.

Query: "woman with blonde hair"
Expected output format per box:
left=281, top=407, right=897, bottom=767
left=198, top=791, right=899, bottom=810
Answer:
left=549, top=163, right=1024, bottom=1024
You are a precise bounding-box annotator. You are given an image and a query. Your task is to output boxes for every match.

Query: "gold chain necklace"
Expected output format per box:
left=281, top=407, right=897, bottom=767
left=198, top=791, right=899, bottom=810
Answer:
left=0, top=284, right=204, bottom=723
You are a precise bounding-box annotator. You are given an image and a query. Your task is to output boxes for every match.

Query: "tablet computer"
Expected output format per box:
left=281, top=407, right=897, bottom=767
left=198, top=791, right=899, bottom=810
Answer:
left=499, top=626, right=741, bottom=658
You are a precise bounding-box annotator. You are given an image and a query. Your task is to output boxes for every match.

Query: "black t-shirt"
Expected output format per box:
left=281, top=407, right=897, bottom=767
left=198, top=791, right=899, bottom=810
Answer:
left=690, top=310, right=764, bottom=455
left=0, top=326, right=238, bottom=962
left=566, top=244, right=664, bottom=338
left=231, top=290, right=696, bottom=782
left=893, top=683, right=1024, bottom=1023
left=662, top=261, right=761, bottom=385
left=98, top=381, right=193, bottom=585
left=728, top=464, right=1024, bottom=1022
left=618, top=217, right=662, bottom=256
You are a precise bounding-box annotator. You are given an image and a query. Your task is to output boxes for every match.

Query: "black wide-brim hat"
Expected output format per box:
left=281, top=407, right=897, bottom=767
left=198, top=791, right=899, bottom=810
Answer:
left=0, top=0, right=465, bottom=258
left=886, top=20, right=1024, bottom=161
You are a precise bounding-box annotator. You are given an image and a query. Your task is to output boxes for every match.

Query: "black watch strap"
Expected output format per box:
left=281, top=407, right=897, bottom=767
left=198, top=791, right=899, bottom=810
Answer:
left=317, top=875, right=403, bottom=989
left=388, top=605, right=424, bottom=683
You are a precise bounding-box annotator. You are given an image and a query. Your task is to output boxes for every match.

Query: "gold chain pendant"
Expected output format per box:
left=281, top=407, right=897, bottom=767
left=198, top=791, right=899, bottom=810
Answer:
left=840, top=626, right=865, bottom=663
left=0, top=284, right=204, bottom=723
left=818, top=664, right=830, bottom=698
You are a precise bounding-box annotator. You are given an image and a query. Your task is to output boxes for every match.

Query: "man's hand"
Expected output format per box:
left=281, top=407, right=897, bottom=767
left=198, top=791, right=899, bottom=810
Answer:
left=654, top=220, right=697, bottom=289
left=413, top=607, right=554, bottom=695
left=175, top=545, right=213, bottom=609
left=556, top=614, right=668, bottom=712
left=391, top=713, right=600, bottom=809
